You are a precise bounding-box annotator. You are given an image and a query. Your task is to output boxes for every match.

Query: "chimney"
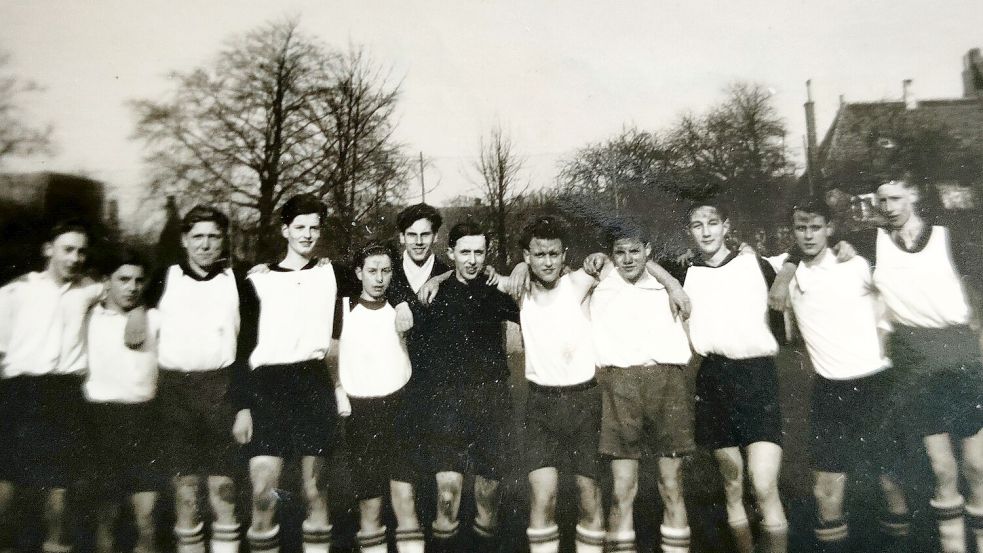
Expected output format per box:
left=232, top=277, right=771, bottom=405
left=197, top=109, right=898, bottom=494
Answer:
left=903, top=79, right=917, bottom=110
left=963, top=48, right=983, bottom=98
left=804, top=80, right=819, bottom=195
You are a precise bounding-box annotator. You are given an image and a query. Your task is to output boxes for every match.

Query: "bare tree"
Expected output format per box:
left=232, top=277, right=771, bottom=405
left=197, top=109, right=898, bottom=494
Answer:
left=0, top=52, right=52, bottom=165
left=473, top=125, right=529, bottom=268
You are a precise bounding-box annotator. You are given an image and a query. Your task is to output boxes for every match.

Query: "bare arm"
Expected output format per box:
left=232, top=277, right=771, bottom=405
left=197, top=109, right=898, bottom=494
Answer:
left=768, top=262, right=796, bottom=311
left=646, top=260, right=690, bottom=320
left=326, top=338, right=351, bottom=416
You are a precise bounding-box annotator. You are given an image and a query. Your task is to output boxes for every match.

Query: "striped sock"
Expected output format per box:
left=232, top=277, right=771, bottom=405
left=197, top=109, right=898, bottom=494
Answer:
left=394, top=527, right=425, bottom=553
left=40, top=542, right=71, bottom=553
left=931, top=496, right=967, bottom=553
left=966, top=504, right=983, bottom=553
left=814, top=518, right=848, bottom=552
left=211, top=522, right=241, bottom=553
left=356, top=526, right=386, bottom=553
left=761, top=521, right=788, bottom=553
left=247, top=525, right=280, bottom=553
left=660, top=524, right=691, bottom=553
left=574, top=525, right=605, bottom=553
left=431, top=520, right=459, bottom=553
left=527, top=525, right=560, bottom=553
left=471, top=520, right=498, bottom=553
left=174, top=523, right=206, bottom=553
left=605, top=530, right=636, bottom=553
left=727, top=516, right=755, bottom=553
left=302, top=522, right=333, bottom=553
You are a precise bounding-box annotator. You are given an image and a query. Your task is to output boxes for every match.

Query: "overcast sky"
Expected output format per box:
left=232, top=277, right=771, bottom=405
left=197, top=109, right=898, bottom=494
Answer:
left=2, top=0, right=981, bottom=225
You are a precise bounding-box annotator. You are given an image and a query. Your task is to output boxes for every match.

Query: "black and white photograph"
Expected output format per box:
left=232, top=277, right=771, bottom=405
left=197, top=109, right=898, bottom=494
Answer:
left=1, top=2, right=982, bottom=552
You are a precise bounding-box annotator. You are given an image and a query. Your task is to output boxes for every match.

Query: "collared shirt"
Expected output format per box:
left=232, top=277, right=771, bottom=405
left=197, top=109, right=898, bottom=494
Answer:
left=0, top=272, right=102, bottom=378
left=85, top=304, right=160, bottom=403
left=789, top=249, right=890, bottom=380
left=402, top=252, right=436, bottom=294
left=590, top=270, right=692, bottom=367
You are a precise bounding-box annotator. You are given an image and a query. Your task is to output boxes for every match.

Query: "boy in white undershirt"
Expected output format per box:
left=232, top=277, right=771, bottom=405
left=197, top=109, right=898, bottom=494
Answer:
left=83, top=248, right=163, bottom=553
left=329, top=244, right=423, bottom=553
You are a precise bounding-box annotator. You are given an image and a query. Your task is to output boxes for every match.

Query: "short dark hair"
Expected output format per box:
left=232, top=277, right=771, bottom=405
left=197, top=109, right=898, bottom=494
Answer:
left=47, top=219, right=90, bottom=242
left=790, top=197, right=832, bottom=224
left=520, top=216, right=568, bottom=250
left=182, top=205, right=229, bottom=234
left=447, top=222, right=486, bottom=249
left=103, top=246, right=149, bottom=275
left=397, top=203, right=443, bottom=234
left=354, top=243, right=394, bottom=269
left=605, top=218, right=650, bottom=250
left=280, top=194, right=327, bottom=226
left=685, top=201, right=729, bottom=223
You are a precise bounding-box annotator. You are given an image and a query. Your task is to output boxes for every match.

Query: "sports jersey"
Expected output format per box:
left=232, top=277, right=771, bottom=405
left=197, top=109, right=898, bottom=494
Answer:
left=788, top=250, right=890, bottom=380
left=520, top=274, right=595, bottom=386
left=0, top=272, right=102, bottom=377
left=85, top=305, right=160, bottom=403
left=590, top=270, right=692, bottom=367
left=682, top=252, right=780, bottom=359
left=337, top=297, right=412, bottom=398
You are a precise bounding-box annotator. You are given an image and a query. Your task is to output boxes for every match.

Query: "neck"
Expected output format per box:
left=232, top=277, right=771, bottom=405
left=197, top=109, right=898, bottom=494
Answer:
left=701, top=246, right=731, bottom=267
left=406, top=251, right=431, bottom=267
left=359, top=291, right=384, bottom=303
left=532, top=276, right=559, bottom=292
left=280, top=250, right=313, bottom=270
left=44, top=267, right=75, bottom=286
left=803, top=247, right=829, bottom=267
left=893, top=214, right=925, bottom=245
left=102, top=299, right=136, bottom=314
left=186, top=258, right=215, bottom=277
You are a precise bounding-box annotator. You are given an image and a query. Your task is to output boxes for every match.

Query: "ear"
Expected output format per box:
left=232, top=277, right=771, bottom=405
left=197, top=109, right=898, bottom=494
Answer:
left=42, top=241, right=53, bottom=258
left=644, top=242, right=652, bottom=258
left=447, top=246, right=454, bottom=258
left=355, top=266, right=364, bottom=282
left=909, top=186, right=921, bottom=203
left=523, top=249, right=531, bottom=264
left=826, top=220, right=836, bottom=236
left=398, top=233, right=406, bottom=246
left=722, top=219, right=731, bottom=235
left=281, top=224, right=289, bottom=240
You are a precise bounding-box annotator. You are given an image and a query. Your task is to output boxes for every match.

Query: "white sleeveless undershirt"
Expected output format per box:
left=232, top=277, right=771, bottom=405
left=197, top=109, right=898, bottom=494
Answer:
left=683, top=254, right=778, bottom=359
left=520, top=275, right=596, bottom=386
left=338, top=299, right=411, bottom=398
left=247, top=264, right=338, bottom=368
left=157, top=265, right=240, bottom=372
left=872, top=226, right=970, bottom=328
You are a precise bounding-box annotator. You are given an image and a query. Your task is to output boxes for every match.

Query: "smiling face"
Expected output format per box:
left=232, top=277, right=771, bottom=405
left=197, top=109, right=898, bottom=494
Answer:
left=524, top=238, right=565, bottom=285
left=281, top=213, right=322, bottom=259
left=876, top=180, right=919, bottom=230
left=792, top=210, right=832, bottom=259
left=448, top=234, right=486, bottom=282
left=686, top=206, right=729, bottom=258
left=44, top=231, right=88, bottom=283
left=106, top=264, right=146, bottom=312
left=399, top=218, right=436, bottom=264
left=181, top=221, right=225, bottom=272
left=356, top=254, right=393, bottom=300
left=612, top=237, right=651, bottom=283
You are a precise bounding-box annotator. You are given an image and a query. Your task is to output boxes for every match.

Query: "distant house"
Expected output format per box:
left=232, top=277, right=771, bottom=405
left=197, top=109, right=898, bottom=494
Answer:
left=804, top=48, right=983, bottom=223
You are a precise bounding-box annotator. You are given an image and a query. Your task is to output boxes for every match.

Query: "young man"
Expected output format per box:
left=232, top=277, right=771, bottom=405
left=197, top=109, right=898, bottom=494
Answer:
left=771, top=178, right=983, bottom=553
left=331, top=244, right=423, bottom=553
left=233, top=194, right=358, bottom=553
left=515, top=216, right=605, bottom=553
left=681, top=202, right=787, bottom=553
left=0, top=220, right=102, bottom=553
left=586, top=219, right=695, bottom=553
left=83, top=248, right=163, bottom=553
left=782, top=199, right=909, bottom=552
left=410, top=221, right=519, bottom=553
left=140, top=206, right=248, bottom=553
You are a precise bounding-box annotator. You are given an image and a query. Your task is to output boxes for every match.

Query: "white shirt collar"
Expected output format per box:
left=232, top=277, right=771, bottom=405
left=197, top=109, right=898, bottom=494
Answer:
left=794, top=248, right=835, bottom=292
left=402, top=251, right=435, bottom=293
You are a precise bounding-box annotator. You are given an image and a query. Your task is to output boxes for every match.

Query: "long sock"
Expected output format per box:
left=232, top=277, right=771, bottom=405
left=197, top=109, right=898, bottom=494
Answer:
left=877, top=513, right=911, bottom=553
left=471, top=521, right=497, bottom=553
left=174, top=523, right=206, bottom=553
left=932, top=496, right=967, bottom=553
left=605, top=530, right=636, bottom=553
left=247, top=525, right=280, bottom=553
left=966, top=504, right=983, bottom=553
left=574, top=525, right=605, bottom=553
left=303, top=521, right=333, bottom=553
left=356, top=526, right=386, bottom=553
left=394, top=527, right=425, bottom=553
left=211, top=522, right=241, bottom=553
left=727, top=516, right=755, bottom=553
left=660, top=524, right=691, bottom=553
left=527, top=525, right=560, bottom=553
left=760, top=521, right=788, bottom=553
left=814, top=518, right=848, bottom=553
left=431, top=521, right=459, bottom=553
left=40, top=542, right=71, bottom=553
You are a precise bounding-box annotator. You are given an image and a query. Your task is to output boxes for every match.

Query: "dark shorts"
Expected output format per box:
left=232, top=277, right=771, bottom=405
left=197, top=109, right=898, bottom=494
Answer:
left=694, top=355, right=783, bottom=450
left=346, top=388, right=414, bottom=499
left=249, top=360, right=337, bottom=458
left=810, top=370, right=901, bottom=474
left=0, top=374, right=87, bottom=487
left=426, top=380, right=514, bottom=480
left=888, top=325, right=983, bottom=439
left=524, top=379, right=601, bottom=479
left=598, top=364, right=695, bottom=459
left=86, top=401, right=165, bottom=497
left=157, top=367, right=239, bottom=477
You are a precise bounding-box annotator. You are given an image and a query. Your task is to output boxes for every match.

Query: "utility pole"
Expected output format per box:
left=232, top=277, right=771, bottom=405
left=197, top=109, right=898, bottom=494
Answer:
left=419, top=152, right=426, bottom=202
